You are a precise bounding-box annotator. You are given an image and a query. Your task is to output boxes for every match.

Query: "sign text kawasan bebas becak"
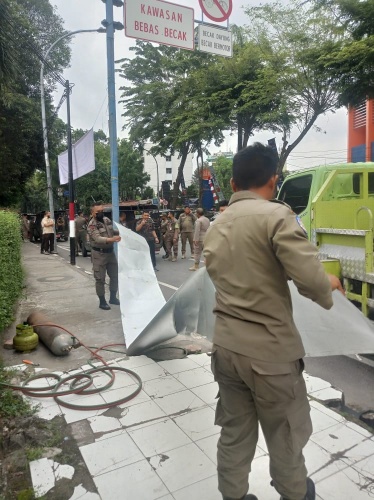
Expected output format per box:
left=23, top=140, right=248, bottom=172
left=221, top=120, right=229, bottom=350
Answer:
left=124, top=0, right=195, bottom=50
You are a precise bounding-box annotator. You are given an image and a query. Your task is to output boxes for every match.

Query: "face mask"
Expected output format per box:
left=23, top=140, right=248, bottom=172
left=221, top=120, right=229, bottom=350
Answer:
left=96, top=212, right=104, bottom=222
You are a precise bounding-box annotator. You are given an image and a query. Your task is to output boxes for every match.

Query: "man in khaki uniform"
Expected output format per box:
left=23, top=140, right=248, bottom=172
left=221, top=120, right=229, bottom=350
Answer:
left=75, top=211, right=86, bottom=255
left=163, top=211, right=179, bottom=261
left=41, top=211, right=55, bottom=254
left=87, top=203, right=121, bottom=310
left=204, top=143, right=344, bottom=500
left=178, top=206, right=196, bottom=259
left=189, top=208, right=210, bottom=271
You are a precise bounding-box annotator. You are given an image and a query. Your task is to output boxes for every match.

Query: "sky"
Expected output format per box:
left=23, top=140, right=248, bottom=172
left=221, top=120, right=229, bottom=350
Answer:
left=51, top=0, right=348, bottom=171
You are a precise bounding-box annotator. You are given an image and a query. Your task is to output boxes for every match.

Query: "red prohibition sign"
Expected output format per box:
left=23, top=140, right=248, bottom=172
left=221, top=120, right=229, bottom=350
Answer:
left=198, top=0, right=233, bottom=23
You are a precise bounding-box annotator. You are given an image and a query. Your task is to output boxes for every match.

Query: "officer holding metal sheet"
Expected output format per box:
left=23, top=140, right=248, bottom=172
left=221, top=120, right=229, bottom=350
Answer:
left=204, top=143, right=344, bottom=500
left=87, top=203, right=121, bottom=310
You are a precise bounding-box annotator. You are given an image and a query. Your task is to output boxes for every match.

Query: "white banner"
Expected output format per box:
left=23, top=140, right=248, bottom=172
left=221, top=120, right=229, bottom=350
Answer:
left=58, top=128, right=95, bottom=185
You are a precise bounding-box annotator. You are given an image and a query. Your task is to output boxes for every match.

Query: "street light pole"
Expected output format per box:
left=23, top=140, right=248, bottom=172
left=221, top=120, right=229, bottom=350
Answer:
left=40, top=28, right=105, bottom=254
left=144, top=147, right=160, bottom=202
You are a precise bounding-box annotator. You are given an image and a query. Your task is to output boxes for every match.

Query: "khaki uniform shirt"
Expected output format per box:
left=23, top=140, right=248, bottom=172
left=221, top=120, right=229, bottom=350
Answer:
left=163, top=219, right=179, bottom=239
left=178, top=213, right=196, bottom=233
left=194, top=216, right=210, bottom=242
left=136, top=218, right=155, bottom=241
left=75, top=216, right=86, bottom=232
left=204, top=190, right=333, bottom=363
left=87, top=216, right=116, bottom=249
left=41, top=216, right=54, bottom=234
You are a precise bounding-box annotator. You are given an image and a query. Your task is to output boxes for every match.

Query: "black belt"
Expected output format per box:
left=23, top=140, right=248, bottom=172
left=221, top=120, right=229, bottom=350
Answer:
left=92, top=246, right=113, bottom=253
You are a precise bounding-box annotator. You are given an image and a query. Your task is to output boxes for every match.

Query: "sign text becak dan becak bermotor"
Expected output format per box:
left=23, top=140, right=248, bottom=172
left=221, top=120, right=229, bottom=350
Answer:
left=124, top=0, right=195, bottom=50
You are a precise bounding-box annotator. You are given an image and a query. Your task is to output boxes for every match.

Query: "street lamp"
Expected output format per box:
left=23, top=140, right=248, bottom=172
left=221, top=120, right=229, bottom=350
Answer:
left=143, top=147, right=160, bottom=202
left=40, top=28, right=105, bottom=260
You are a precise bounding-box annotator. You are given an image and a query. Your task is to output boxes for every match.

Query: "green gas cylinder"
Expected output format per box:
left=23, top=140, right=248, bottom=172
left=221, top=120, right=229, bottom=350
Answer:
left=13, top=322, right=39, bottom=352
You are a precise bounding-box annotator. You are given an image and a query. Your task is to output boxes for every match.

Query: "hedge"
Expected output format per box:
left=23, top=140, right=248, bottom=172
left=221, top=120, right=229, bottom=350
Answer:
left=0, top=211, right=23, bottom=333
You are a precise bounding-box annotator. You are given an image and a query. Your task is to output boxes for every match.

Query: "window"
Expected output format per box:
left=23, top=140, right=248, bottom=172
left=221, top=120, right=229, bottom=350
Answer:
left=278, top=174, right=313, bottom=214
left=165, top=155, right=172, bottom=162
left=166, top=168, right=172, bottom=174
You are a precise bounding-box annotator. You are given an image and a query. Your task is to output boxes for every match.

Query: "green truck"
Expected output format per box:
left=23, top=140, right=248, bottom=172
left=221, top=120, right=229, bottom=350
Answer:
left=278, top=162, right=374, bottom=316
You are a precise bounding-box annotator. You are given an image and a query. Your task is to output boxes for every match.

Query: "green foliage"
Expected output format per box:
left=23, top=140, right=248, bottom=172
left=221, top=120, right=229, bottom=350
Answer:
left=0, top=363, right=34, bottom=418
left=0, top=0, right=70, bottom=206
left=312, top=0, right=374, bottom=105
left=0, top=211, right=23, bottom=333
left=214, top=157, right=233, bottom=200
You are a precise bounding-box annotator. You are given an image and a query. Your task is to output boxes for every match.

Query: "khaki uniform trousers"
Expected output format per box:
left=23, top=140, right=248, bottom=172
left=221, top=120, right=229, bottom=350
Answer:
left=181, top=232, right=194, bottom=255
left=164, top=234, right=178, bottom=257
left=211, top=344, right=312, bottom=500
left=91, top=250, right=118, bottom=297
left=193, top=241, right=204, bottom=264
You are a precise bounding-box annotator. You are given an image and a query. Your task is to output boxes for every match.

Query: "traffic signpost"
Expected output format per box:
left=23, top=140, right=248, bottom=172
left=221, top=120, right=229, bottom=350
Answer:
left=197, top=24, right=232, bottom=57
left=198, top=0, right=232, bottom=23
left=124, top=0, right=195, bottom=50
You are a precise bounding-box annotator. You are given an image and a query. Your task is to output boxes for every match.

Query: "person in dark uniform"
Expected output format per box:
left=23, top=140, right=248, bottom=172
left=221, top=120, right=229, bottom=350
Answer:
left=87, top=203, right=121, bottom=310
left=75, top=211, right=86, bottom=255
left=204, top=143, right=344, bottom=500
left=136, top=211, right=159, bottom=271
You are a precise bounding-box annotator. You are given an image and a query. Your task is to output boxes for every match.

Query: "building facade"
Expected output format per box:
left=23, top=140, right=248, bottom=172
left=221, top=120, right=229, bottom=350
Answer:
left=348, top=99, right=374, bottom=162
left=143, top=143, right=194, bottom=197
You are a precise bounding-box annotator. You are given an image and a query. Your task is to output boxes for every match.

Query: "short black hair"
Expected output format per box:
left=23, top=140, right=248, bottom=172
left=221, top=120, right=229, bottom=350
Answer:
left=218, top=199, right=229, bottom=209
left=232, top=143, right=278, bottom=190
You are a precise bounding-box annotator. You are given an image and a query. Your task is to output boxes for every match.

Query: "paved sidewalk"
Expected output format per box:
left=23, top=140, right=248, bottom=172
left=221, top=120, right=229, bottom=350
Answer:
left=21, top=354, right=374, bottom=500
left=6, top=242, right=374, bottom=499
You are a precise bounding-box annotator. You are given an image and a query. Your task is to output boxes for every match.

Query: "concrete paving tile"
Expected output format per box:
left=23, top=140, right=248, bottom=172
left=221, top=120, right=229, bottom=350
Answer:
left=190, top=382, right=219, bottom=406
left=246, top=454, right=276, bottom=500
left=309, top=400, right=345, bottom=422
left=100, top=384, right=149, bottom=406
left=173, top=406, right=219, bottom=441
left=35, top=403, right=64, bottom=421
left=310, top=405, right=345, bottom=434
left=93, top=459, right=168, bottom=500
left=304, top=374, right=331, bottom=393
left=153, top=442, right=216, bottom=493
left=133, top=362, right=169, bottom=381
left=88, top=414, right=122, bottom=434
left=188, top=353, right=211, bottom=367
left=173, top=367, right=214, bottom=389
left=350, top=452, right=374, bottom=477
left=311, top=387, right=343, bottom=401
left=69, top=484, right=100, bottom=499
left=172, top=475, right=219, bottom=500
left=310, top=422, right=374, bottom=465
left=128, top=418, right=192, bottom=457
left=153, top=389, right=206, bottom=416
left=304, top=439, right=348, bottom=482
left=30, top=458, right=55, bottom=498
left=59, top=394, right=107, bottom=424
left=158, top=357, right=201, bottom=374
left=143, top=375, right=186, bottom=398
left=315, top=466, right=374, bottom=499
left=346, top=421, right=374, bottom=438
left=119, top=400, right=166, bottom=428
left=195, top=435, right=219, bottom=465
left=117, top=355, right=156, bottom=369
left=91, top=369, right=136, bottom=390
left=80, top=432, right=144, bottom=477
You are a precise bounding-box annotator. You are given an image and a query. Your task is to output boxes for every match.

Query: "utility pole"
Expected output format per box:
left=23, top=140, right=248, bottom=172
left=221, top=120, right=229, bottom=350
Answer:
left=65, top=80, right=76, bottom=265
left=103, top=0, right=124, bottom=224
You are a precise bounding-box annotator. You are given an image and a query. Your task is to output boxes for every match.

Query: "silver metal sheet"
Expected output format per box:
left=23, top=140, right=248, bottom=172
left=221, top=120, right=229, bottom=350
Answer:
left=127, top=268, right=374, bottom=357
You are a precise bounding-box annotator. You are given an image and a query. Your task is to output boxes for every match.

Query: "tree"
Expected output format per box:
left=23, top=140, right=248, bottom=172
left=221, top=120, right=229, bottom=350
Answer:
left=118, top=42, right=225, bottom=209
left=0, top=0, right=70, bottom=207
left=214, top=157, right=233, bottom=200
left=313, top=0, right=374, bottom=105
left=244, top=1, right=346, bottom=171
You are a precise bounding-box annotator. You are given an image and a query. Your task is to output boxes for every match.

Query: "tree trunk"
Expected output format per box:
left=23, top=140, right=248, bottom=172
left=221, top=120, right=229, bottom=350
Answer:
left=237, top=120, right=243, bottom=151
left=171, top=142, right=190, bottom=210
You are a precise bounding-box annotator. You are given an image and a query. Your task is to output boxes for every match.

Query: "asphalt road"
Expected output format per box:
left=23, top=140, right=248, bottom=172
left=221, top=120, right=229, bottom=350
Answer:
left=56, top=240, right=374, bottom=415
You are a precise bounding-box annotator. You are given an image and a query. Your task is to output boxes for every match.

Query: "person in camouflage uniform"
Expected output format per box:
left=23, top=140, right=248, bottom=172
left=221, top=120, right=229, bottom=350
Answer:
left=162, top=211, right=180, bottom=262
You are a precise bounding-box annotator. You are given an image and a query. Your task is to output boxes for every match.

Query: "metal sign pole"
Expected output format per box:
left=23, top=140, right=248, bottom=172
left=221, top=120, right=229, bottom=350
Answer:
left=66, top=80, right=76, bottom=265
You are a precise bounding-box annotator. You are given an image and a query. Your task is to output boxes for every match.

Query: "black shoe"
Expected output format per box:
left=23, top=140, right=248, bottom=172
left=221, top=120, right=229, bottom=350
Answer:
left=154, top=267, right=159, bottom=272
left=162, top=254, right=169, bottom=260
left=109, top=295, right=120, bottom=305
left=99, top=297, right=111, bottom=310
